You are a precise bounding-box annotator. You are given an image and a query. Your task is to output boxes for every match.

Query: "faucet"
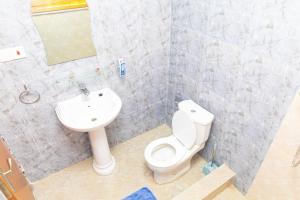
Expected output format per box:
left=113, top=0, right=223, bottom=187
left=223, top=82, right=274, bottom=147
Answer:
left=78, top=82, right=90, bottom=96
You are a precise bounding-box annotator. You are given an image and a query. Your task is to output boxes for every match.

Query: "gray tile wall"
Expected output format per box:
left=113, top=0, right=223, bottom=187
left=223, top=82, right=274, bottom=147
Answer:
left=168, top=0, right=300, bottom=193
left=0, top=0, right=171, bottom=181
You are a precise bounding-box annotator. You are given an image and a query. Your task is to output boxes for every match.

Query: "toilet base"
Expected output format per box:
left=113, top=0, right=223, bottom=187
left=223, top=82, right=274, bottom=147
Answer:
left=153, top=159, right=191, bottom=184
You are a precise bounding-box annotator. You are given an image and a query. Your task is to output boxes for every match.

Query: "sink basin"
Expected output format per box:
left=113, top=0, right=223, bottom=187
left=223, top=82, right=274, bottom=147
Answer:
left=56, top=88, right=122, bottom=132
left=55, top=88, right=122, bottom=175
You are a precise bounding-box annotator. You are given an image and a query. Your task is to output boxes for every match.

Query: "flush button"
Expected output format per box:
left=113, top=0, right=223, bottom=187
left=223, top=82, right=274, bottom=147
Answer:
left=191, top=109, right=196, bottom=113
left=98, top=93, right=103, bottom=97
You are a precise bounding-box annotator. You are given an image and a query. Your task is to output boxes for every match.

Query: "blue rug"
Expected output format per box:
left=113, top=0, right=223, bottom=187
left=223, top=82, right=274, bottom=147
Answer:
left=122, top=187, right=157, bottom=200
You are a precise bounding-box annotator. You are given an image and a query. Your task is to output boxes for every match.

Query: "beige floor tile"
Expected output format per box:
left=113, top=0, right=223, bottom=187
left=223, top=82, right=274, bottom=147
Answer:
left=33, top=124, right=207, bottom=200
left=213, top=184, right=246, bottom=200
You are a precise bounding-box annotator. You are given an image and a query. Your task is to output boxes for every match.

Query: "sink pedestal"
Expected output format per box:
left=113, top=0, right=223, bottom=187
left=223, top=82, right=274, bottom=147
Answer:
left=88, top=128, right=115, bottom=175
left=55, top=88, right=122, bottom=175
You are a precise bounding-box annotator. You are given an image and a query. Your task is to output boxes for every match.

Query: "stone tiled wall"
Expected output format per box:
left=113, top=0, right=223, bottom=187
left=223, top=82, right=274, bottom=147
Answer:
left=0, top=0, right=171, bottom=181
left=168, top=0, right=300, bottom=192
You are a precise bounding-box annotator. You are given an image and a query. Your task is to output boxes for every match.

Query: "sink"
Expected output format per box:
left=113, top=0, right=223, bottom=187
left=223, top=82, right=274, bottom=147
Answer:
left=55, top=88, right=122, bottom=175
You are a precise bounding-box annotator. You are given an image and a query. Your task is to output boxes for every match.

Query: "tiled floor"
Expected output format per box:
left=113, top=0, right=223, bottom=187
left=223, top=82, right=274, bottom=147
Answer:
left=214, top=184, right=246, bottom=200
left=33, top=124, right=207, bottom=200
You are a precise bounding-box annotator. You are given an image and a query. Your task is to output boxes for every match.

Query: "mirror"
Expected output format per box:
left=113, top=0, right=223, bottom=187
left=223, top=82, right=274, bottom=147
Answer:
left=31, top=0, right=96, bottom=65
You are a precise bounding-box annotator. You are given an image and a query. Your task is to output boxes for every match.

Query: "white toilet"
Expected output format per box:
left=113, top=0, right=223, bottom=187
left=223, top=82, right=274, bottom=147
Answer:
left=144, top=100, right=214, bottom=184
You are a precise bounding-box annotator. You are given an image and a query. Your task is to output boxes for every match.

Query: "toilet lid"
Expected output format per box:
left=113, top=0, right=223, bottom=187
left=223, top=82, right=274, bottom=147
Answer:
left=172, top=110, right=196, bottom=149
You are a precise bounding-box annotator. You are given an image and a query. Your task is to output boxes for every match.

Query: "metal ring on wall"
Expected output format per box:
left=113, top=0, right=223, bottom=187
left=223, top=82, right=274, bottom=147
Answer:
left=19, top=85, right=40, bottom=104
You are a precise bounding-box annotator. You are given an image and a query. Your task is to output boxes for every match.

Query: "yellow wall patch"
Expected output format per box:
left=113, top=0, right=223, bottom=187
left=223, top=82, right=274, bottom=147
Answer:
left=32, top=0, right=88, bottom=14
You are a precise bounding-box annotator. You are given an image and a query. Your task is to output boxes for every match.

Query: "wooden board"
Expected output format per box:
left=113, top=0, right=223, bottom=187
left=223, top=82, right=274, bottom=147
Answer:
left=0, top=138, right=35, bottom=200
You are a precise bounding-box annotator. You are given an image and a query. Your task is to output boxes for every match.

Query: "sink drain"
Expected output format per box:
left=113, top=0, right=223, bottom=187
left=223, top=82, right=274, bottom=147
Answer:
left=91, top=118, right=97, bottom=122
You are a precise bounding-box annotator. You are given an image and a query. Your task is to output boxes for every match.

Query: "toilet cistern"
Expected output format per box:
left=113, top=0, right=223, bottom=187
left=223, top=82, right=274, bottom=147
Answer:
left=55, top=88, right=122, bottom=175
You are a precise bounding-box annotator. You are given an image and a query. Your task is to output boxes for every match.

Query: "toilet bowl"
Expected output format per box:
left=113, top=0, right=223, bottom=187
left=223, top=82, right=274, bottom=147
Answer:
left=144, top=100, right=214, bottom=184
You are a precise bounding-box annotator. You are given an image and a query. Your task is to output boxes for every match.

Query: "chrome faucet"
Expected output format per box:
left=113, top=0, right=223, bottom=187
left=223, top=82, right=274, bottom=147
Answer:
left=78, top=82, right=90, bottom=96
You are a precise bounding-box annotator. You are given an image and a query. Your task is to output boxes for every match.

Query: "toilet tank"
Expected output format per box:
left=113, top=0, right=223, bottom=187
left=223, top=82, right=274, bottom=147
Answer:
left=178, top=100, right=214, bottom=145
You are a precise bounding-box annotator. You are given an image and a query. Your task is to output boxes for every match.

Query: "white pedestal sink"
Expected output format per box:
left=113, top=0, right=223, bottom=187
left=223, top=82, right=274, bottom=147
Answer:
left=55, top=88, right=122, bottom=175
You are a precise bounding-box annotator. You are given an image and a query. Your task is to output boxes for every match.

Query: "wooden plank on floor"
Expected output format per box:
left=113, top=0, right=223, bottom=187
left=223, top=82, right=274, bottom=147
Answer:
left=172, top=164, right=236, bottom=200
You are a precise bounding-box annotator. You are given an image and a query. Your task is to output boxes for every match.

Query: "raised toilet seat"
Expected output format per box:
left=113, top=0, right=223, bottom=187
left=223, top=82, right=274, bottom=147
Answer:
left=144, top=100, right=214, bottom=184
left=144, top=110, right=198, bottom=183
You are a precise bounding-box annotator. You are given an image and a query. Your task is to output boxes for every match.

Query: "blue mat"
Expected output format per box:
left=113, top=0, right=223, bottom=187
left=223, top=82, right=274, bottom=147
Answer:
left=122, top=187, right=157, bottom=200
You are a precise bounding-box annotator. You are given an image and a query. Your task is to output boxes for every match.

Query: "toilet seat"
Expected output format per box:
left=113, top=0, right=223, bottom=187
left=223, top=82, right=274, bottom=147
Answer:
left=145, top=111, right=197, bottom=169
left=144, top=136, right=187, bottom=168
left=144, top=101, right=214, bottom=184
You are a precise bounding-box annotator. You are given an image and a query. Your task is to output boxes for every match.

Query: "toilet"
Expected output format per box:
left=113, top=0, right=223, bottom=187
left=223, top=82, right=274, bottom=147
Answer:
left=144, top=100, right=214, bottom=184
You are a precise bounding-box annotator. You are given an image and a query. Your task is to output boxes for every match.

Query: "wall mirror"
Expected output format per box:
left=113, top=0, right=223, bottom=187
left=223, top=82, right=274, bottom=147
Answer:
left=31, top=0, right=96, bottom=65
